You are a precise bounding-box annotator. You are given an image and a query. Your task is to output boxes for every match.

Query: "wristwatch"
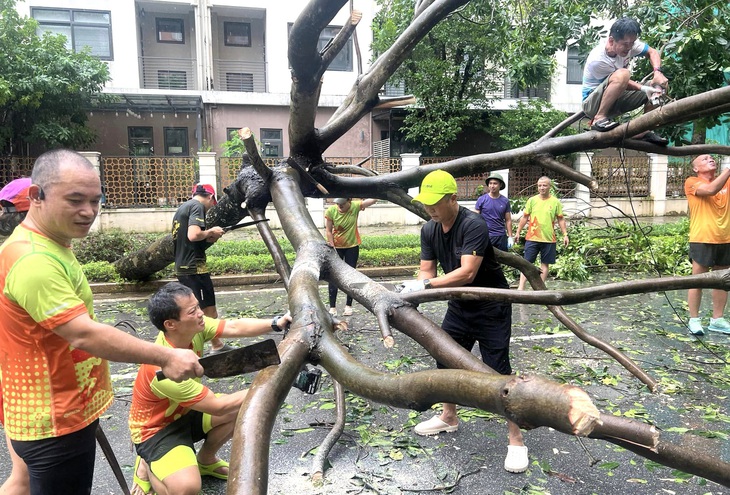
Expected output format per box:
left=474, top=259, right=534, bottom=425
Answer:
left=653, top=66, right=664, bottom=73
left=271, top=316, right=282, bottom=332
left=423, top=279, right=432, bottom=289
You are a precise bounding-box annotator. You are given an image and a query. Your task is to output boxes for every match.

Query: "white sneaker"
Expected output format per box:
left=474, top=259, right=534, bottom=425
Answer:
left=343, top=305, right=353, bottom=316
left=413, top=416, right=458, bottom=436
left=709, top=317, right=730, bottom=334
left=688, top=317, right=704, bottom=336
left=504, top=445, right=529, bottom=473
left=328, top=307, right=337, bottom=316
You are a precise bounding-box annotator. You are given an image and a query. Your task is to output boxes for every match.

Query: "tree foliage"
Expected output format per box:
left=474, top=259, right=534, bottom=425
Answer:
left=485, top=99, right=577, bottom=150
left=626, top=0, right=730, bottom=144
left=111, top=1, right=730, bottom=490
left=0, top=0, right=110, bottom=155
left=372, top=0, right=730, bottom=151
left=371, top=0, right=624, bottom=152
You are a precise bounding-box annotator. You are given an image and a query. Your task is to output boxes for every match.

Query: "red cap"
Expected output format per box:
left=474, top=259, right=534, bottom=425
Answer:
left=0, top=178, right=32, bottom=213
left=192, top=183, right=217, bottom=204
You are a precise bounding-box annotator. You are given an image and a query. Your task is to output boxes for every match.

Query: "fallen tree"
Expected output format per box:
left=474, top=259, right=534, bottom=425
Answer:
left=109, top=1, right=730, bottom=492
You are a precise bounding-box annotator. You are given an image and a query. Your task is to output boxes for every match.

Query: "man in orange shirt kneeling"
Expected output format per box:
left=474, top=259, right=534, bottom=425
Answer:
left=129, top=282, right=290, bottom=495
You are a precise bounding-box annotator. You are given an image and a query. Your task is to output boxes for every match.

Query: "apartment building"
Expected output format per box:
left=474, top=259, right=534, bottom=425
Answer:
left=16, top=0, right=376, bottom=159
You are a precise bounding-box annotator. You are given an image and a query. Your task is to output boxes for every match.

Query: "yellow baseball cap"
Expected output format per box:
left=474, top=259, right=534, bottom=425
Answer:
left=412, top=170, right=457, bottom=205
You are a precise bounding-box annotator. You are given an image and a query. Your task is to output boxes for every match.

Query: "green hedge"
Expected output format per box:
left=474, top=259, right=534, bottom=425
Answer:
left=78, top=222, right=693, bottom=283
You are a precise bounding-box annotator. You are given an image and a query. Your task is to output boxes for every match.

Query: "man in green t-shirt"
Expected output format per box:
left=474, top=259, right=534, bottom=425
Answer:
left=324, top=198, right=376, bottom=316
left=0, top=149, right=202, bottom=494
left=514, top=176, right=569, bottom=290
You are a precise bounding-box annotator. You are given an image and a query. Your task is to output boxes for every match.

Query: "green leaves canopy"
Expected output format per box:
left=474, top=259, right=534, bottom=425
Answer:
left=0, top=0, right=110, bottom=155
left=371, top=0, right=622, bottom=152
left=627, top=0, right=730, bottom=144
left=372, top=0, right=730, bottom=150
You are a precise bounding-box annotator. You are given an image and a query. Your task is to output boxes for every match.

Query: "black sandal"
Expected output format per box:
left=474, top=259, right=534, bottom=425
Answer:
left=591, top=118, right=620, bottom=132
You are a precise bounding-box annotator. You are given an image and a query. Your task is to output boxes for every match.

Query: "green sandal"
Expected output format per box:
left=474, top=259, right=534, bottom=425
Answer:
left=132, top=455, right=152, bottom=494
left=198, top=459, right=229, bottom=480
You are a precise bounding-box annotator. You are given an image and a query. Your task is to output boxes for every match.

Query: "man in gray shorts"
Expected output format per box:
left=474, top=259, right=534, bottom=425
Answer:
left=581, top=17, right=668, bottom=145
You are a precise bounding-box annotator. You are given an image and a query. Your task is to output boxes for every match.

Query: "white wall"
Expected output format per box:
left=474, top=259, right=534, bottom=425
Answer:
left=20, top=0, right=141, bottom=89
left=263, top=0, right=374, bottom=97
left=550, top=48, right=584, bottom=113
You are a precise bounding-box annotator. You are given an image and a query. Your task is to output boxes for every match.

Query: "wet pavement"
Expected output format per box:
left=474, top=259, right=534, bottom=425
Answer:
left=2, top=274, right=729, bottom=494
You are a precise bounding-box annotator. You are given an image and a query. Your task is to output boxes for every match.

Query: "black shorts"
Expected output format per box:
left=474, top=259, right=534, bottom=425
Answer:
left=689, top=242, right=730, bottom=268
left=135, top=410, right=208, bottom=465
left=177, top=273, right=216, bottom=309
left=524, top=241, right=557, bottom=264
left=12, top=419, right=98, bottom=495
left=437, top=301, right=512, bottom=375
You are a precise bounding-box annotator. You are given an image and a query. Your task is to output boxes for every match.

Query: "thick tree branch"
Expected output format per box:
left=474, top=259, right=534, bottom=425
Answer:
left=239, top=127, right=273, bottom=182
left=228, top=332, right=312, bottom=495
left=400, top=269, right=730, bottom=305
left=593, top=415, right=730, bottom=487
left=316, top=328, right=730, bottom=486
left=317, top=329, right=601, bottom=435
left=323, top=164, right=377, bottom=177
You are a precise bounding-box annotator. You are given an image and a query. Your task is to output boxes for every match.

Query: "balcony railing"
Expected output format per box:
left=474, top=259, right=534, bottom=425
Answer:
left=140, top=57, right=198, bottom=90
left=213, top=59, right=266, bottom=92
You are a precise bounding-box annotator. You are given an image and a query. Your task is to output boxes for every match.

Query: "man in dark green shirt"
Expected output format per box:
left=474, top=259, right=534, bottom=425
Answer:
left=172, top=184, right=227, bottom=353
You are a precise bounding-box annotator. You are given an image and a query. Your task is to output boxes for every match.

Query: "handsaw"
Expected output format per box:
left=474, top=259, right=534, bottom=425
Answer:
left=156, top=339, right=280, bottom=380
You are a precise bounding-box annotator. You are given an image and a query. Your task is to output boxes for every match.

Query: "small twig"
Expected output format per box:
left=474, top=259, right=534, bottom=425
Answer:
left=400, top=468, right=481, bottom=492
left=311, top=380, right=347, bottom=484
left=575, top=436, right=601, bottom=467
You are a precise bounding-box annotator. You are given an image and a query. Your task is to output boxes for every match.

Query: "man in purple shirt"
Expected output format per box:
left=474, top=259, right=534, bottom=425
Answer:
left=474, top=172, right=513, bottom=251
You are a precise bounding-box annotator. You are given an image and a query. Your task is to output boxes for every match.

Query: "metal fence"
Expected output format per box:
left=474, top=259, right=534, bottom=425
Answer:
left=0, top=156, right=35, bottom=184
left=509, top=164, right=577, bottom=199
left=100, top=156, right=197, bottom=208
left=590, top=155, right=650, bottom=198
left=420, top=157, right=483, bottom=200
left=667, top=156, right=693, bottom=198
left=1, top=153, right=685, bottom=208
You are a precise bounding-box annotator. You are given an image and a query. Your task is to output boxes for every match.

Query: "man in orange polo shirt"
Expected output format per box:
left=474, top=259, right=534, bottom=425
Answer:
left=684, top=154, right=730, bottom=335
left=128, top=282, right=290, bottom=495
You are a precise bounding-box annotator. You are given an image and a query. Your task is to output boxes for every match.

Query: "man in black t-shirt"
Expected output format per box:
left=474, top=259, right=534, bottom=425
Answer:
left=401, top=170, right=528, bottom=473
left=172, top=183, right=227, bottom=353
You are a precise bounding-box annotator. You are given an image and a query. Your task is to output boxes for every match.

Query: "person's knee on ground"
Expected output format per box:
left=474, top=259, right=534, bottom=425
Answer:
left=150, top=465, right=201, bottom=495
left=143, top=444, right=203, bottom=495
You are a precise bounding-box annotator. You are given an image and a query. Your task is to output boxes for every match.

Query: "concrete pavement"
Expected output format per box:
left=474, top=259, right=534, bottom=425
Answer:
left=2, top=276, right=729, bottom=494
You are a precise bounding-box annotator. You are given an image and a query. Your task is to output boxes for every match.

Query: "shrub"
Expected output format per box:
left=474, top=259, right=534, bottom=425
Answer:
left=81, top=261, right=122, bottom=283
left=73, top=230, right=161, bottom=264
left=73, top=230, right=136, bottom=264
